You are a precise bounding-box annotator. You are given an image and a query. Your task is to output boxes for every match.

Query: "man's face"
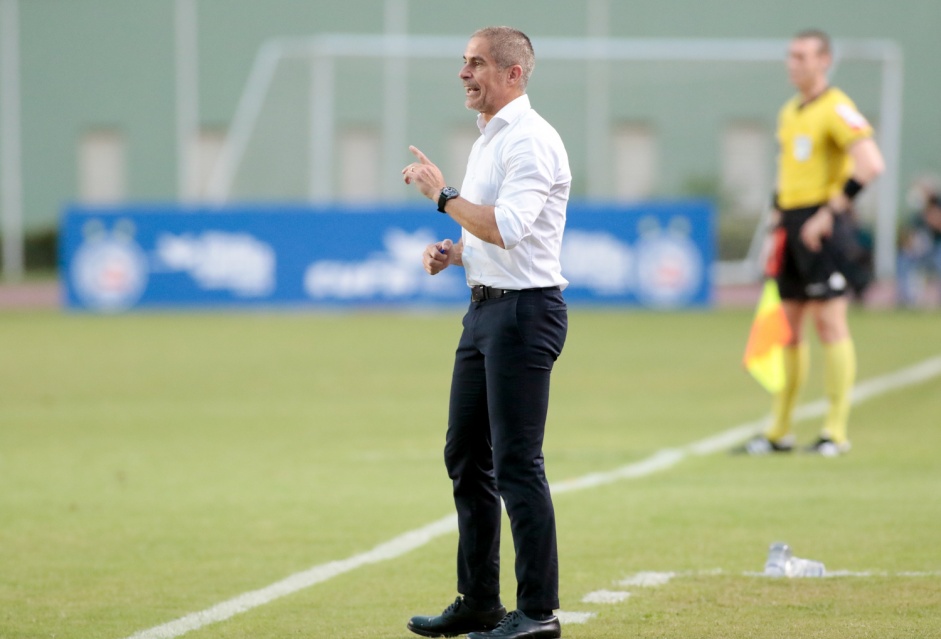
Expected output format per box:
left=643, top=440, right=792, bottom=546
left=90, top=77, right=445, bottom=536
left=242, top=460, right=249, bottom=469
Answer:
left=459, top=36, right=509, bottom=119
left=787, top=37, right=830, bottom=91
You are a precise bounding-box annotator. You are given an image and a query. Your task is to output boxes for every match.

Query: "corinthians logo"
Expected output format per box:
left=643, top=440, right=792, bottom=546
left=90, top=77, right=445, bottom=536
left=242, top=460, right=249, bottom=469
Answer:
left=71, top=218, right=148, bottom=311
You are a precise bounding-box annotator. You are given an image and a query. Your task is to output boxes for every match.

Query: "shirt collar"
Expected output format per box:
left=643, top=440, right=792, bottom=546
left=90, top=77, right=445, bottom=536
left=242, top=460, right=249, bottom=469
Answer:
left=476, top=94, right=531, bottom=140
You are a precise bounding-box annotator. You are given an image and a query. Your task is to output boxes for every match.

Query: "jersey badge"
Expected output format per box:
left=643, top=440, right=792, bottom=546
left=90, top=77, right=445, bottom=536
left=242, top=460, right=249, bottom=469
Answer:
left=793, top=135, right=813, bottom=161
left=835, top=103, right=870, bottom=131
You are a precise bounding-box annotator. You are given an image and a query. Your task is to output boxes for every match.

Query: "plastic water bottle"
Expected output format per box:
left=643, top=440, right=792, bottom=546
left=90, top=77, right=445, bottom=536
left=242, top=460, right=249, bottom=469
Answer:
left=764, top=542, right=792, bottom=576
left=764, top=542, right=826, bottom=577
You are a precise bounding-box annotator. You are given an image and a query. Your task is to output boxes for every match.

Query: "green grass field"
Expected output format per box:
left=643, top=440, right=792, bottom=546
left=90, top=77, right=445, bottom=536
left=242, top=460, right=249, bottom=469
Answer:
left=1, top=308, right=940, bottom=639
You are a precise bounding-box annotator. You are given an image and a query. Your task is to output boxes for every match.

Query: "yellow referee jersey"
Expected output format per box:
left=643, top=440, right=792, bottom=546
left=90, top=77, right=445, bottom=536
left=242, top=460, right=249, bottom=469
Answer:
left=776, top=87, right=873, bottom=210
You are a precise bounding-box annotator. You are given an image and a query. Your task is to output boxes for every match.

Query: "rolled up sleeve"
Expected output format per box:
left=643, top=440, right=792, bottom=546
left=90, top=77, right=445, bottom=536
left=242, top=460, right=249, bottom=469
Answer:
left=493, top=137, right=556, bottom=250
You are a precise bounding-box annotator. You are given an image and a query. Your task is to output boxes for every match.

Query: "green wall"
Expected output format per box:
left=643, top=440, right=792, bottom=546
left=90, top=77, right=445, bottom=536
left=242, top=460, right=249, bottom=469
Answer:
left=3, top=0, right=939, bottom=231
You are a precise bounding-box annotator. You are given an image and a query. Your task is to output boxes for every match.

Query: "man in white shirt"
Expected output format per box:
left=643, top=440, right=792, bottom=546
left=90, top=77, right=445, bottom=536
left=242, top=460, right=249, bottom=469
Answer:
left=402, top=26, right=569, bottom=639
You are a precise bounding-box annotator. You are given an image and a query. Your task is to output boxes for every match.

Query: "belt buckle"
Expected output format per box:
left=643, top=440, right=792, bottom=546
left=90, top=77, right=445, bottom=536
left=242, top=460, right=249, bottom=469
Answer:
left=471, top=285, right=506, bottom=302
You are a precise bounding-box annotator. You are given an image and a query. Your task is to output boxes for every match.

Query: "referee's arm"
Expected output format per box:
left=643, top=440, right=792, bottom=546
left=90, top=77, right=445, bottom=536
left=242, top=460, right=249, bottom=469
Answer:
left=826, top=138, right=886, bottom=213
left=802, top=138, right=885, bottom=251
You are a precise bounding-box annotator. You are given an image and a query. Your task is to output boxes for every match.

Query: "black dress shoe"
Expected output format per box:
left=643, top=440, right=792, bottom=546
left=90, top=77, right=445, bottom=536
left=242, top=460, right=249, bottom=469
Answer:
left=407, top=596, right=508, bottom=637
left=466, top=610, right=562, bottom=639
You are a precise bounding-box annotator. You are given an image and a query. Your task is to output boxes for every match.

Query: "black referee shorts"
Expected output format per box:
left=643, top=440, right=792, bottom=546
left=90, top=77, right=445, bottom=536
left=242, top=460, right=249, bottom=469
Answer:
left=776, top=204, right=868, bottom=301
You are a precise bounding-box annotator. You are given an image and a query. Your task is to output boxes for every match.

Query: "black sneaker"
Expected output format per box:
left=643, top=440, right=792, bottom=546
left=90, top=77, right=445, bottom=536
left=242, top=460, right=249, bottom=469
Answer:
left=407, top=597, right=507, bottom=638
left=467, top=610, right=562, bottom=639
left=804, top=437, right=851, bottom=457
left=730, top=434, right=795, bottom=455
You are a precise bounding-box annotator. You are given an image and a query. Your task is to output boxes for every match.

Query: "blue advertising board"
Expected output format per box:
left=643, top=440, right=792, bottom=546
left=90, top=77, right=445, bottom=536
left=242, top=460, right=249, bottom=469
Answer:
left=60, top=201, right=713, bottom=311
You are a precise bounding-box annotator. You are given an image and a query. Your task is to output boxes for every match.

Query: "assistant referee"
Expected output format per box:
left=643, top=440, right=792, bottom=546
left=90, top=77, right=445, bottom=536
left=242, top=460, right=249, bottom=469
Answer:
left=741, top=29, right=884, bottom=457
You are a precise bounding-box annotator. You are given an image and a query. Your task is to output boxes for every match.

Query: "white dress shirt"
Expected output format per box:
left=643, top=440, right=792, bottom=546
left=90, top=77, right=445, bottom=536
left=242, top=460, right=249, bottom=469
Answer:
left=459, top=94, right=571, bottom=290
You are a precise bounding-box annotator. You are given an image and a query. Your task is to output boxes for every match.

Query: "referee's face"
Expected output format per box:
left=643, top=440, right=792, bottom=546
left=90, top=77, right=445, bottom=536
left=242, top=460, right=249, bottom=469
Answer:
left=787, top=37, right=830, bottom=93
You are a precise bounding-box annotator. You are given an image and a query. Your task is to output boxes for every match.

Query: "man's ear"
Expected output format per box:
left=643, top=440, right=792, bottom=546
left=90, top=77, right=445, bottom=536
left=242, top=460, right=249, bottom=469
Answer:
left=506, top=64, right=523, bottom=86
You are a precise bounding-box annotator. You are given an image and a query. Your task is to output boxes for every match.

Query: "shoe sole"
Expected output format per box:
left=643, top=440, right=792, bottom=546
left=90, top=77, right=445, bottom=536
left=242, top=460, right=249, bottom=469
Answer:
left=407, top=622, right=499, bottom=638
left=406, top=623, right=450, bottom=638
left=467, top=624, right=562, bottom=639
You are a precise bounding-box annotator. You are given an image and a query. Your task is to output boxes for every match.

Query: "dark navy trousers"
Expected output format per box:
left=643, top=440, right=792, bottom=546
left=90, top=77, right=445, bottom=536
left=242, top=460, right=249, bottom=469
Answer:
left=444, top=287, right=568, bottom=612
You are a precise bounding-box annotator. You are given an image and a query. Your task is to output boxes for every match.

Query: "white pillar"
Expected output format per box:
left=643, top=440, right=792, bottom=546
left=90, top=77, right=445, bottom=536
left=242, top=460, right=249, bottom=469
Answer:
left=309, top=54, right=335, bottom=201
left=381, top=0, right=408, bottom=200
left=875, top=44, right=903, bottom=279
left=586, top=0, right=610, bottom=199
left=1, top=0, right=24, bottom=280
left=175, top=0, right=200, bottom=201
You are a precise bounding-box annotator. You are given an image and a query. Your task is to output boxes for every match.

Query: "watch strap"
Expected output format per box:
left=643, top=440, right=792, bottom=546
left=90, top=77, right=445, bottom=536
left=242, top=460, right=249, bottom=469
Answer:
left=437, top=187, right=459, bottom=213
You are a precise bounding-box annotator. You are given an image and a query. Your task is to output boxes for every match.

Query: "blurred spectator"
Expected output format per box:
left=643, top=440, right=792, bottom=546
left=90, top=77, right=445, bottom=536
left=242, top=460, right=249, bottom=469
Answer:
left=897, top=181, right=941, bottom=308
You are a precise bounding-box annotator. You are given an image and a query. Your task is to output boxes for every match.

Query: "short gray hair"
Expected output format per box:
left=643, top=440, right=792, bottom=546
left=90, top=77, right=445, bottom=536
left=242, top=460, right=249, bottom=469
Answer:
left=472, top=26, right=535, bottom=90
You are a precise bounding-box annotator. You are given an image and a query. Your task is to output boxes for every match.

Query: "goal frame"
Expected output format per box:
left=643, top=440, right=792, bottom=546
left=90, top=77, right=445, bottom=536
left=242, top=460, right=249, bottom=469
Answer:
left=205, top=34, right=903, bottom=282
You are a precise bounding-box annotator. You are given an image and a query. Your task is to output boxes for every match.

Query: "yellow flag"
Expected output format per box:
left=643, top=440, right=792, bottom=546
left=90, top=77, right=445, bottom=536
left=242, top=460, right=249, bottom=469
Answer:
left=742, top=280, right=793, bottom=393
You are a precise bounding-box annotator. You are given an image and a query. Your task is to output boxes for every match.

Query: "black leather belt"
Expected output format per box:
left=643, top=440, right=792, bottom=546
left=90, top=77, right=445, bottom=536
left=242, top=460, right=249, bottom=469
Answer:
left=470, top=285, right=560, bottom=302
left=471, top=285, right=508, bottom=302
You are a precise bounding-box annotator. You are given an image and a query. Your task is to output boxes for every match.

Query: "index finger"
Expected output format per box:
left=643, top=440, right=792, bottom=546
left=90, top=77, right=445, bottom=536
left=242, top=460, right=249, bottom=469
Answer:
left=409, top=145, right=431, bottom=165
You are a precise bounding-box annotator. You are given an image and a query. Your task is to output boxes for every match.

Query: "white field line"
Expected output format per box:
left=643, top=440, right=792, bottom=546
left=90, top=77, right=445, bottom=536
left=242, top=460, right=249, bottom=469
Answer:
left=619, top=571, right=677, bottom=587
left=124, top=514, right=458, bottom=639
left=573, top=569, right=941, bottom=613
left=624, top=569, right=941, bottom=581
left=123, top=355, right=941, bottom=639
left=556, top=610, right=596, bottom=624
left=582, top=589, right=631, bottom=604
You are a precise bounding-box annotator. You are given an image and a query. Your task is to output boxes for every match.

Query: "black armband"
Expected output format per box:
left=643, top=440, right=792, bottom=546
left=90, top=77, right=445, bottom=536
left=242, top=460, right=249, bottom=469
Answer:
left=843, top=177, right=865, bottom=200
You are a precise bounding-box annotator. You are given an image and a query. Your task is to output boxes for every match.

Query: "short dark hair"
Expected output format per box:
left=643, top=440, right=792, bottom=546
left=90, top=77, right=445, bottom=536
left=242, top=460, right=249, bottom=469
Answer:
left=472, top=26, right=535, bottom=90
left=794, top=29, right=831, bottom=55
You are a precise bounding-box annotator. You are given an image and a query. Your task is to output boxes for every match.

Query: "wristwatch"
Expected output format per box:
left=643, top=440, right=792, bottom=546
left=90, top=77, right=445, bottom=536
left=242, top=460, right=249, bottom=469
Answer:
left=437, top=186, right=459, bottom=213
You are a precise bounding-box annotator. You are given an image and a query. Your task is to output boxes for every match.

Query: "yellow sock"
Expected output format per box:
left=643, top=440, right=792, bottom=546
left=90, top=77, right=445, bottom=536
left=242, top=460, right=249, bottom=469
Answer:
left=822, top=338, right=856, bottom=444
left=766, top=342, right=810, bottom=442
